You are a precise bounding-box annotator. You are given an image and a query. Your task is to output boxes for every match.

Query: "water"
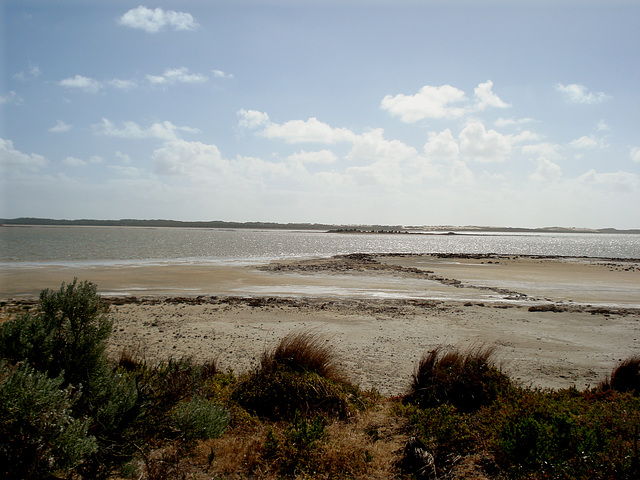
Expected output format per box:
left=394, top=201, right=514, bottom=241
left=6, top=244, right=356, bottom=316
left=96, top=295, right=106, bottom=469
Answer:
left=1, top=225, right=639, bottom=267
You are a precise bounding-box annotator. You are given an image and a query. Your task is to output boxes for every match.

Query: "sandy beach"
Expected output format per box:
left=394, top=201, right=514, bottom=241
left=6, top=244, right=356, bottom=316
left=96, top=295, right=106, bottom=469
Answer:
left=2, top=253, right=639, bottom=396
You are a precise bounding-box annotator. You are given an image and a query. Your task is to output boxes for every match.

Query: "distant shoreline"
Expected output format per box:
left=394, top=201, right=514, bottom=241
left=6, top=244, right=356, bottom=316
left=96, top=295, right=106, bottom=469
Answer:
left=2, top=217, right=639, bottom=235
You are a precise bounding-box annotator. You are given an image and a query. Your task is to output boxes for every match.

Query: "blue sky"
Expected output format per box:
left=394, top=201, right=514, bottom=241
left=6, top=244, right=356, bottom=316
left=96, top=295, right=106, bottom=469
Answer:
left=1, top=1, right=639, bottom=228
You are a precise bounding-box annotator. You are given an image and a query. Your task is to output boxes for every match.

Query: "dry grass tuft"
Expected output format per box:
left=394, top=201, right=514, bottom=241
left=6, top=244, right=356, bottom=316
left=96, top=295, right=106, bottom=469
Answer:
left=406, top=344, right=510, bottom=412
left=600, top=355, right=640, bottom=395
left=261, top=329, right=346, bottom=383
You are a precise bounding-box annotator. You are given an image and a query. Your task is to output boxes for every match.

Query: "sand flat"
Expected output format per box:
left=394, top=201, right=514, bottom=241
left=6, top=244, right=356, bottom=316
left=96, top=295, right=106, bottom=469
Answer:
left=2, top=254, right=639, bottom=396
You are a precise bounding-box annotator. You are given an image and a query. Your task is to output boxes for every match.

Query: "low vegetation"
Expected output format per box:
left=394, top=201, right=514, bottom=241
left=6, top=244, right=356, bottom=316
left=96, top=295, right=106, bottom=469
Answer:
left=1, top=280, right=639, bottom=479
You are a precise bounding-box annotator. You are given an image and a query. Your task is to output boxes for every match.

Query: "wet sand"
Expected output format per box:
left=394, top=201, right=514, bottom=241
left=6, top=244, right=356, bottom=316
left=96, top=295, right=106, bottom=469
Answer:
left=2, top=254, right=639, bottom=396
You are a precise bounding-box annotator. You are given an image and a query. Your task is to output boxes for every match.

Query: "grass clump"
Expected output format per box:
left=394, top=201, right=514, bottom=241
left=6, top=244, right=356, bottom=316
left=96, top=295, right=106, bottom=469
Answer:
left=233, top=330, right=360, bottom=421
left=599, top=355, right=640, bottom=395
left=405, top=345, right=511, bottom=413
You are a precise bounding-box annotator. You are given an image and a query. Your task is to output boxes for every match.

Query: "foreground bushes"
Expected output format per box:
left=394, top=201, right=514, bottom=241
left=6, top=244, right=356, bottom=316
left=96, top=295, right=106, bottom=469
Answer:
left=0, top=280, right=230, bottom=480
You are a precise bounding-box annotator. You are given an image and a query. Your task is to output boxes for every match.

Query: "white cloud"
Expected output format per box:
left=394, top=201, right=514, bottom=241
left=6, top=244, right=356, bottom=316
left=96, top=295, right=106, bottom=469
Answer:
left=287, top=150, right=338, bottom=164
left=238, top=109, right=270, bottom=129
left=0, top=138, right=47, bottom=171
left=556, top=83, right=609, bottom=104
left=596, top=120, right=610, bottom=131
left=93, top=119, right=199, bottom=141
left=63, top=156, right=87, bottom=167
left=578, top=170, right=639, bottom=193
left=146, top=67, right=208, bottom=86
left=89, top=156, right=104, bottom=164
left=347, top=129, right=417, bottom=163
left=108, top=165, right=143, bottom=177
left=570, top=135, right=598, bottom=149
left=495, top=117, right=535, bottom=128
left=153, top=140, right=228, bottom=177
left=59, top=75, right=103, bottom=93
left=630, top=147, right=640, bottom=164
left=118, top=6, right=198, bottom=33
left=521, top=142, right=562, bottom=160
left=530, top=157, right=562, bottom=182
left=424, top=129, right=460, bottom=160
left=108, top=79, right=138, bottom=91
left=381, top=84, right=467, bottom=122
left=0, top=91, right=23, bottom=105
left=263, top=117, right=356, bottom=144
left=213, top=69, right=234, bottom=79
left=49, top=120, right=72, bottom=133
left=115, top=151, right=132, bottom=164
left=13, top=62, right=41, bottom=81
left=449, top=159, right=475, bottom=185
left=473, top=80, right=510, bottom=110
left=458, top=120, right=512, bottom=162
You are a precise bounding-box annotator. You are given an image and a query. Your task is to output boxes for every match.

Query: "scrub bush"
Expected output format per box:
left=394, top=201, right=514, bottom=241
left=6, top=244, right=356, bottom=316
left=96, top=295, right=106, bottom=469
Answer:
left=0, top=362, right=97, bottom=480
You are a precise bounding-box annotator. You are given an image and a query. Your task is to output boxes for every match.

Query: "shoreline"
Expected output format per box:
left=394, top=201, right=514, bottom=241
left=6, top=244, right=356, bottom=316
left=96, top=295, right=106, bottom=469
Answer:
left=2, top=253, right=638, bottom=396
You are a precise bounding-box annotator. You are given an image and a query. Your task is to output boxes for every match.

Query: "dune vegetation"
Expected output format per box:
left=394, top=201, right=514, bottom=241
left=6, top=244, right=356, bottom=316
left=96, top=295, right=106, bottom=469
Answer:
left=1, top=280, right=639, bottom=479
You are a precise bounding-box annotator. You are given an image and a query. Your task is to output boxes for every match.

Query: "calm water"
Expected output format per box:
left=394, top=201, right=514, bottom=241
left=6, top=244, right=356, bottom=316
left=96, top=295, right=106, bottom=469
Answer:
left=1, top=226, right=639, bottom=267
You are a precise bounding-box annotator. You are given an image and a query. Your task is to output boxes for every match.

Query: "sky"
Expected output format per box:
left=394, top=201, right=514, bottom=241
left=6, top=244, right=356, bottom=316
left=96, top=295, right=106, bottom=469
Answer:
left=1, top=1, right=639, bottom=229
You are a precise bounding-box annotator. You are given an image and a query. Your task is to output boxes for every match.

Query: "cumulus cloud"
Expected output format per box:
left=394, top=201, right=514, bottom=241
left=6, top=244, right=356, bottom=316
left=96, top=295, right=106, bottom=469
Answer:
left=287, top=150, right=338, bottom=164
left=243, top=112, right=356, bottom=144
left=59, top=75, right=103, bottom=93
left=238, top=109, right=270, bottom=129
left=118, top=6, right=198, bottom=33
left=49, top=120, right=72, bottom=133
left=530, top=157, right=562, bottom=182
left=146, top=67, right=208, bottom=86
left=473, top=80, right=510, bottom=110
left=495, top=117, right=535, bottom=128
left=381, top=80, right=510, bottom=123
left=570, top=135, right=599, bottom=149
left=556, top=83, right=609, bottom=104
left=578, top=170, right=639, bottom=193
left=630, top=147, right=640, bottom=163
left=153, top=140, right=228, bottom=177
left=213, top=69, right=234, bottom=79
left=93, top=119, right=199, bottom=141
left=423, top=129, right=459, bottom=160
left=0, top=138, right=47, bottom=171
left=458, top=120, right=512, bottom=162
left=347, top=129, right=418, bottom=163
left=381, top=84, right=467, bottom=122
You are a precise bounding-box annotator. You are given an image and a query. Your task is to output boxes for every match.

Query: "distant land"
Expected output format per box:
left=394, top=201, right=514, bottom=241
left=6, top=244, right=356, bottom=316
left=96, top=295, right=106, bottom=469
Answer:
left=1, top=218, right=639, bottom=234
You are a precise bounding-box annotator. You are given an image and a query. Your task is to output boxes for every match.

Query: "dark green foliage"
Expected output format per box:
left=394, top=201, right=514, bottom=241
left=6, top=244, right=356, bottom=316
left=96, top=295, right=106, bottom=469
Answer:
left=410, top=404, right=475, bottom=468
left=488, top=388, right=640, bottom=478
left=405, top=345, right=511, bottom=412
left=0, top=362, right=97, bottom=480
left=232, top=330, right=358, bottom=421
left=0, top=278, right=112, bottom=395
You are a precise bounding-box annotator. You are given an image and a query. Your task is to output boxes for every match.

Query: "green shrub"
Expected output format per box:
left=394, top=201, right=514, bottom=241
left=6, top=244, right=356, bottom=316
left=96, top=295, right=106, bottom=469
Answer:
left=262, top=413, right=328, bottom=477
left=0, top=362, right=97, bottom=480
left=405, top=345, right=510, bottom=412
left=171, top=396, right=230, bottom=442
left=0, top=278, right=112, bottom=396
